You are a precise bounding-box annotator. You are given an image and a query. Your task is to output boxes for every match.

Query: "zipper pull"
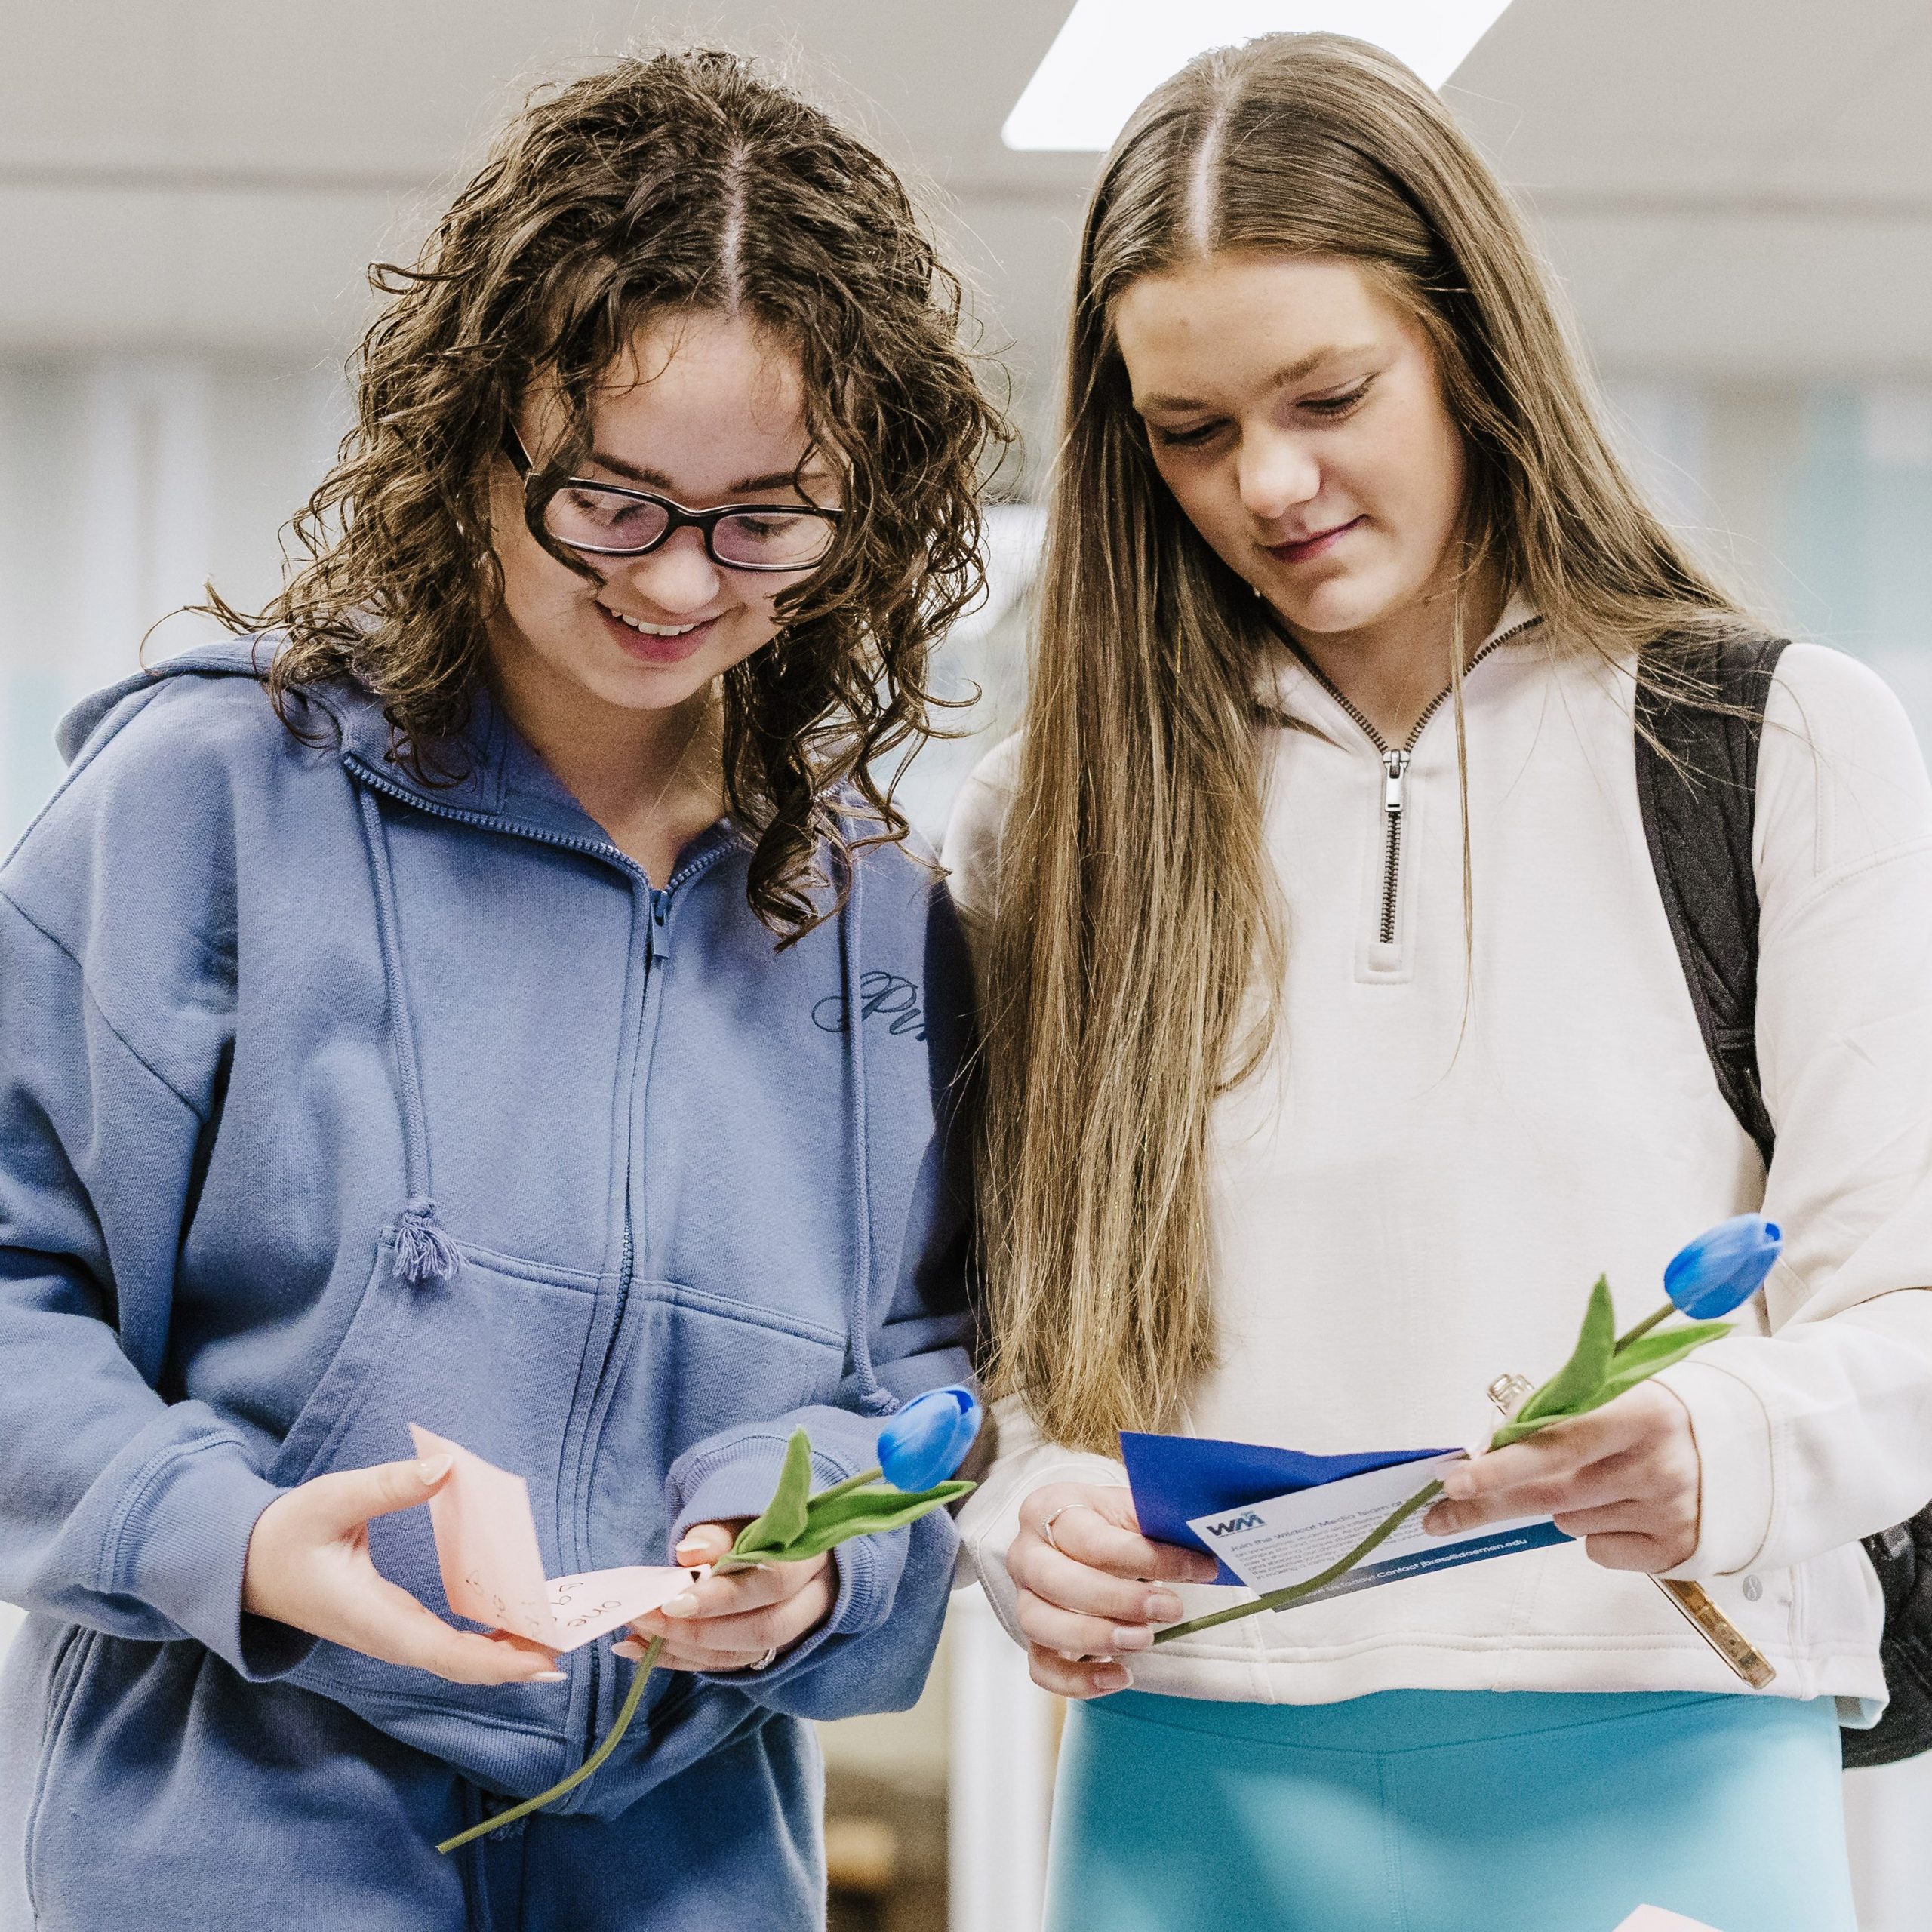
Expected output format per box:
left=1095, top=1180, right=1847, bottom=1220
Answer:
left=1383, top=748, right=1411, bottom=817
left=645, top=887, right=672, bottom=961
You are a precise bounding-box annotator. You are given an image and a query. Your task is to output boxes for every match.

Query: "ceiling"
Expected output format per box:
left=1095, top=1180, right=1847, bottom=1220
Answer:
left=2, top=0, right=1927, bottom=469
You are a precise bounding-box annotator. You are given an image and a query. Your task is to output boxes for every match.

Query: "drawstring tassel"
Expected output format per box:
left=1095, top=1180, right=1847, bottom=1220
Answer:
left=395, top=1197, right=458, bottom=1284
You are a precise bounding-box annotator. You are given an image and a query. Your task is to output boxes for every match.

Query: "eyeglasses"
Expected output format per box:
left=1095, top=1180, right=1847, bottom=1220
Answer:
left=500, top=425, right=841, bottom=573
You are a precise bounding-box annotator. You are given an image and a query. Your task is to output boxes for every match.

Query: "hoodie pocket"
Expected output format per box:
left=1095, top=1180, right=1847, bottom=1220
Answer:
left=268, top=1231, right=612, bottom=1777
left=583, top=1282, right=848, bottom=1570
left=22, top=1626, right=95, bottom=1924
left=535, top=1281, right=849, bottom=1815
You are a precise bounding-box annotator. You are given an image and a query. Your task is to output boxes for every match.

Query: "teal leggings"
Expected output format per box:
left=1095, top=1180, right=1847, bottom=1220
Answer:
left=1045, top=1690, right=1857, bottom=1932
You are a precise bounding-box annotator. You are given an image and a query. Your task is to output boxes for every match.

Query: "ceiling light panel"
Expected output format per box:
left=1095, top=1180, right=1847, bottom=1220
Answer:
left=1003, top=1, right=1513, bottom=151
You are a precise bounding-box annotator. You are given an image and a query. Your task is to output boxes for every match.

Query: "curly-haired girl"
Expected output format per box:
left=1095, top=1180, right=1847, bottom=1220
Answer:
left=0, top=48, right=1003, bottom=1930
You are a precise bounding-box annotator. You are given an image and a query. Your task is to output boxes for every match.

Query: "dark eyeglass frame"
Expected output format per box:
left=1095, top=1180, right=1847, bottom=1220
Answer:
left=500, top=424, right=841, bottom=573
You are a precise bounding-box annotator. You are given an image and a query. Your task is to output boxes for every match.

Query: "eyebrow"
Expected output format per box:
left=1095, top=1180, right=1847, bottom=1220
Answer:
left=585, top=448, right=819, bottom=497
left=1134, top=344, right=1371, bottom=415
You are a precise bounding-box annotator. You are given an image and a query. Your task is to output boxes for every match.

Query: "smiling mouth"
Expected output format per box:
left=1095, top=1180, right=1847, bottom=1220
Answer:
left=595, top=601, right=719, bottom=663
left=606, top=609, right=705, bottom=638
left=1267, top=517, right=1363, bottom=562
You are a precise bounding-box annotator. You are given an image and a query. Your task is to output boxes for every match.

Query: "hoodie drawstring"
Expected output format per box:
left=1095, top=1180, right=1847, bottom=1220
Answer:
left=838, top=843, right=892, bottom=1417
left=356, top=789, right=458, bottom=1285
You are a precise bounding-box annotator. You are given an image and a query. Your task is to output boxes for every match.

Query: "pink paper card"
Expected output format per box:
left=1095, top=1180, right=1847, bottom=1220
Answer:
left=1614, top=1911, right=1722, bottom=1931
left=409, top=1426, right=700, bottom=1651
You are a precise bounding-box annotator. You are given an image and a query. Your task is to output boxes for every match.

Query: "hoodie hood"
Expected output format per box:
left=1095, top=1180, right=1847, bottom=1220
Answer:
left=57, top=638, right=608, bottom=848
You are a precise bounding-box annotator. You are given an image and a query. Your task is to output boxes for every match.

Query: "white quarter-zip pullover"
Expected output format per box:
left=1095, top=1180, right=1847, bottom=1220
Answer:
left=945, top=605, right=1932, bottom=1718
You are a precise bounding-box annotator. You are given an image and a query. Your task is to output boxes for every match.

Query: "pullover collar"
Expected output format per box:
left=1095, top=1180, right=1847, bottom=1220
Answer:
left=1253, top=592, right=1544, bottom=738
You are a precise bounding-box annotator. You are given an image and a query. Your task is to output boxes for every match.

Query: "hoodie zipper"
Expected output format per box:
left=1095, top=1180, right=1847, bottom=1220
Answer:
left=587, top=860, right=728, bottom=1786
left=613, top=862, right=727, bottom=1351
left=1296, top=617, right=1542, bottom=946
left=614, top=894, right=675, bottom=1335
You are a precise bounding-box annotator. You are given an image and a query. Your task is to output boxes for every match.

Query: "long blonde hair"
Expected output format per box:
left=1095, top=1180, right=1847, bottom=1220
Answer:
left=979, top=32, right=1743, bottom=1451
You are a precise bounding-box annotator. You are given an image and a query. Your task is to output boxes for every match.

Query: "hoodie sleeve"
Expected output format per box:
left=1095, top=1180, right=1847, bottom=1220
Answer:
left=1658, top=645, right=1932, bottom=1580
left=663, top=1389, right=958, bottom=1718
left=0, top=678, right=306, bottom=1679
left=660, top=1255, right=975, bottom=1720
left=660, top=864, right=979, bottom=1719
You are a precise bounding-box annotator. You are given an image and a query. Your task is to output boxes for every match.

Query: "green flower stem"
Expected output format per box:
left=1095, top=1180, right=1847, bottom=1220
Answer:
left=1614, top=1302, right=1675, bottom=1352
left=804, top=1465, right=884, bottom=1507
left=1152, top=1479, right=1444, bottom=1646
left=437, top=1632, right=666, bottom=1855
left=434, top=1548, right=771, bottom=1857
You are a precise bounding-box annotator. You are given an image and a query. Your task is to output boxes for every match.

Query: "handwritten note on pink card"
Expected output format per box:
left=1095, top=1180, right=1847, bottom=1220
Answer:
left=409, top=1425, right=700, bottom=1652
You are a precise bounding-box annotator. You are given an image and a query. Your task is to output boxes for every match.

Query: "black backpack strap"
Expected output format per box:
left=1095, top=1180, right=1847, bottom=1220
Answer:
left=1638, top=631, right=1932, bottom=1767
left=1632, top=632, right=1788, bottom=1169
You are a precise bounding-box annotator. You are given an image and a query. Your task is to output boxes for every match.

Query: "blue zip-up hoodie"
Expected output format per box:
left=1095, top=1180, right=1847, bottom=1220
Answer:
left=0, top=644, right=974, bottom=1930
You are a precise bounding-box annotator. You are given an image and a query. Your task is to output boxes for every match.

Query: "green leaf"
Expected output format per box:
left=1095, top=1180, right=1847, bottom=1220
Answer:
left=1607, top=1320, right=1733, bottom=1375
left=1595, top=1320, right=1733, bottom=1404
left=798, top=1485, right=931, bottom=1539
left=1488, top=1414, right=1554, bottom=1447
left=1513, top=1275, right=1617, bottom=1427
left=1488, top=1315, right=1734, bottom=1447
left=770, top=1480, right=976, bottom=1564
left=733, top=1429, right=815, bottom=1561
left=809, top=1479, right=975, bottom=1534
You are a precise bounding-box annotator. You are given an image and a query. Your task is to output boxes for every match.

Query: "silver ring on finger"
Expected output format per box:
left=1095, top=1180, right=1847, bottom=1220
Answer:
left=1040, top=1502, right=1099, bottom=1554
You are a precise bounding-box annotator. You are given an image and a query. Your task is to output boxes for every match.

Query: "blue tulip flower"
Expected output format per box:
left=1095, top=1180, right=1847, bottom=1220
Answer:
left=1663, top=1213, right=1781, bottom=1320
left=878, top=1385, right=983, bottom=1492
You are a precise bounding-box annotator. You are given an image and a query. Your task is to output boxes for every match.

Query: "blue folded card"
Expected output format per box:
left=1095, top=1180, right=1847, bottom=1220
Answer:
left=1119, top=1432, right=1447, bottom=1585
left=1121, top=1431, right=1575, bottom=1606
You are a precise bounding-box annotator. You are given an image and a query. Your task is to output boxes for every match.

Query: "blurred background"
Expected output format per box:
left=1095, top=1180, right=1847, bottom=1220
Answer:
left=2, top=2, right=1930, bottom=1926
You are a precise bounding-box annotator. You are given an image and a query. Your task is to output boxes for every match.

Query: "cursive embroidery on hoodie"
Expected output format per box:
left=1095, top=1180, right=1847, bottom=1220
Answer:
left=813, top=971, right=926, bottom=1041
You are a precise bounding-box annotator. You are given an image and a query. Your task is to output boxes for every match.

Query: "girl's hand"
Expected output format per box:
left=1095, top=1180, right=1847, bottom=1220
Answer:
left=1422, top=1381, right=1703, bottom=1571
left=1008, top=1482, right=1220, bottom=1700
left=242, top=1454, right=565, bottom=1684
left=614, top=1521, right=835, bottom=1672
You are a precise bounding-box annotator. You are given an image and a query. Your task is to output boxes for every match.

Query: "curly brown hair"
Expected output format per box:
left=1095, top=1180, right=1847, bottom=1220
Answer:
left=208, top=48, right=1009, bottom=938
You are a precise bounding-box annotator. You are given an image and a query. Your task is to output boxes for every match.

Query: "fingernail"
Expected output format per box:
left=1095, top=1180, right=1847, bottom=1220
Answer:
left=533, top=1670, right=567, bottom=1682
left=416, top=1454, right=454, bottom=1484
left=663, top=1592, right=700, bottom=1619
left=1423, top=1507, right=1451, bottom=1536
left=1146, top=1592, right=1182, bottom=1622
left=1111, top=1626, right=1153, bottom=1651
left=611, top=1642, right=642, bottom=1660
left=1441, top=1472, right=1472, bottom=1499
left=1096, top=1665, right=1133, bottom=1692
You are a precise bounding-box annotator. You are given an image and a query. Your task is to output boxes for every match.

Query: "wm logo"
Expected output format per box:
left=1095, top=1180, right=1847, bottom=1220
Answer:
left=1204, top=1512, right=1263, bottom=1537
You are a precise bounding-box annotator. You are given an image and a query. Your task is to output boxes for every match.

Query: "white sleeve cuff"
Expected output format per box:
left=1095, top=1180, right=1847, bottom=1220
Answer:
left=954, top=1395, right=1129, bottom=1650
left=1657, top=1356, right=1777, bottom=1579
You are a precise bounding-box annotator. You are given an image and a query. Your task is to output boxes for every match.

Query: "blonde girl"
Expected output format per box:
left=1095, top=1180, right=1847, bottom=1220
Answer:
left=949, top=32, right=1932, bottom=1932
